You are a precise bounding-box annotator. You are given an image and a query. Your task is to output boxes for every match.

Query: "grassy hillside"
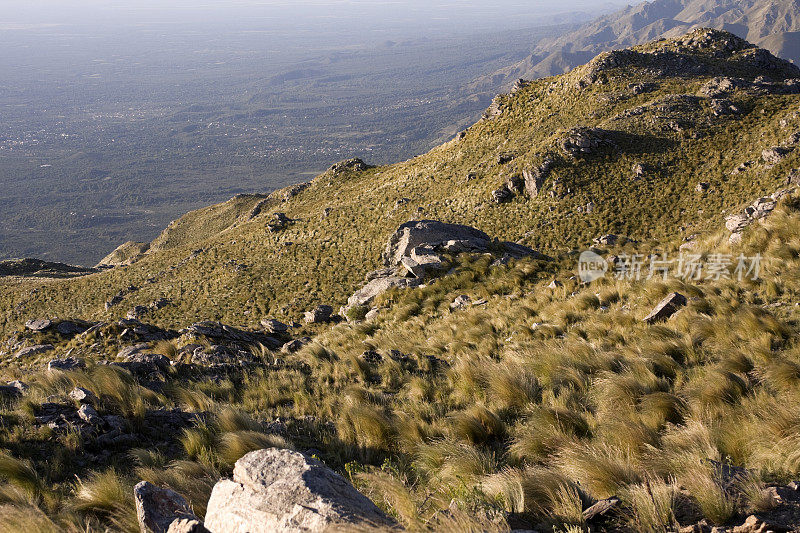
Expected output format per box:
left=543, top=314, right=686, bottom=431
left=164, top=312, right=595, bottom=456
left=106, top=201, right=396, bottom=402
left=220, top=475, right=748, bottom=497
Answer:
left=1, top=29, right=799, bottom=337
left=3, top=29, right=800, bottom=531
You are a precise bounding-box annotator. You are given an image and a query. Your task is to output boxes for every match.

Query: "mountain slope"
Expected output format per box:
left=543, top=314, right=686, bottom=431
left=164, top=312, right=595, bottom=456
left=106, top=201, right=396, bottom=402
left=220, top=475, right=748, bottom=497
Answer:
left=5, top=29, right=800, bottom=531
left=480, top=0, right=800, bottom=89
left=2, top=29, right=800, bottom=336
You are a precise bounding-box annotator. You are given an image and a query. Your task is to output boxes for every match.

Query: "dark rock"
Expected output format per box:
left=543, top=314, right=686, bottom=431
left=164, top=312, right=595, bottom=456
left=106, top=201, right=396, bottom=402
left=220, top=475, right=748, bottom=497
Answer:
left=327, top=158, right=369, bottom=175
left=15, top=344, right=54, bottom=358
left=583, top=496, right=620, bottom=522
left=260, top=318, right=289, bottom=334
left=47, top=357, right=85, bottom=372
left=763, top=146, right=794, bottom=166
left=491, top=186, right=514, bottom=203
left=127, top=306, right=149, bottom=321
left=304, top=305, right=333, bottom=324
left=282, top=337, right=311, bottom=354
left=134, top=481, right=198, bottom=533
left=644, top=292, right=687, bottom=324
left=77, top=404, right=101, bottom=425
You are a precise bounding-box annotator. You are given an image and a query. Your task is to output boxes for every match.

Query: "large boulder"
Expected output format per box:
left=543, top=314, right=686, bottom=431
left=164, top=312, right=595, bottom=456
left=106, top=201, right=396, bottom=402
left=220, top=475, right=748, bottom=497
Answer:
left=134, top=481, right=198, bottom=533
left=382, top=220, right=491, bottom=267
left=204, top=449, right=395, bottom=533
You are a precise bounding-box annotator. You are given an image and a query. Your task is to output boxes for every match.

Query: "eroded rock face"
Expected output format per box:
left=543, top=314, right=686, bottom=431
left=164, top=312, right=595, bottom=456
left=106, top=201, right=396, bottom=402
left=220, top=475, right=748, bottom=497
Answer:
left=204, top=449, right=394, bottom=533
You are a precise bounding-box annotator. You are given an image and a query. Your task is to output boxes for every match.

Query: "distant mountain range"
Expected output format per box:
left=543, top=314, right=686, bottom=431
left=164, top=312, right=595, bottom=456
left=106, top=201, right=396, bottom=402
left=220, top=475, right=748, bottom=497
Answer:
left=477, top=0, right=800, bottom=89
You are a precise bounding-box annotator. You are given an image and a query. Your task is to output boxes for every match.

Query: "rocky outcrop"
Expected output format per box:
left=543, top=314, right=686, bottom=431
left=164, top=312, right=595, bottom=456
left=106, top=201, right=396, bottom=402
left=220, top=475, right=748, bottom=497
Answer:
left=342, top=220, right=545, bottom=317
left=763, top=146, right=794, bottom=166
left=726, top=188, right=794, bottom=244
left=327, top=158, right=369, bottom=175
left=0, top=258, right=96, bottom=279
left=203, top=449, right=395, bottom=533
left=560, top=128, right=617, bottom=158
left=304, top=305, right=333, bottom=324
left=523, top=157, right=554, bottom=197
left=96, top=241, right=150, bottom=268
left=383, top=220, right=490, bottom=267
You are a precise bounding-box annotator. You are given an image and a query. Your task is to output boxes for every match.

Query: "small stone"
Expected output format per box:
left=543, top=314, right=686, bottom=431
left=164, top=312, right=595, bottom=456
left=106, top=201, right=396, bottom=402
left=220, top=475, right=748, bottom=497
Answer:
left=644, top=292, right=687, bottom=324
left=260, top=319, right=289, bottom=334
left=281, top=337, right=311, bottom=353
left=78, top=404, right=101, bottom=425
left=69, top=387, right=98, bottom=405
left=15, top=344, right=54, bottom=358
left=450, top=295, right=472, bottom=310
left=583, top=496, right=620, bottom=522
left=47, top=357, right=85, bottom=372
left=25, top=319, right=52, bottom=332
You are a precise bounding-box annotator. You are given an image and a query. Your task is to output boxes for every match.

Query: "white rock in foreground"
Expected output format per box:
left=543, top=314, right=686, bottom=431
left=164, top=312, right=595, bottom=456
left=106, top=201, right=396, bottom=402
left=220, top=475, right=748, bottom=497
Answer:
left=204, top=449, right=395, bottom=533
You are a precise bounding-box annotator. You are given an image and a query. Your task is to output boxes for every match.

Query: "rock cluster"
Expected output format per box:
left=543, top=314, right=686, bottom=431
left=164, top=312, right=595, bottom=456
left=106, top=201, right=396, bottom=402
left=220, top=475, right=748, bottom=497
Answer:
left=327, top=158, right=369, bottom=175
left=560, top=127, right=617, bottom=158
left=342, top=220, right=545, bottom=317
left=725, top=188, right=795, bottom=244
left=267, top=212, right=292, bottom=233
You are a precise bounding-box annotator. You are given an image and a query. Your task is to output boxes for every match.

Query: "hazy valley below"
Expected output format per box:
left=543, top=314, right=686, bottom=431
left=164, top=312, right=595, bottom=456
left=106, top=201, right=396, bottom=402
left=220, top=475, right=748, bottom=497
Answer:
left=0, top=2, right=614, bottom=265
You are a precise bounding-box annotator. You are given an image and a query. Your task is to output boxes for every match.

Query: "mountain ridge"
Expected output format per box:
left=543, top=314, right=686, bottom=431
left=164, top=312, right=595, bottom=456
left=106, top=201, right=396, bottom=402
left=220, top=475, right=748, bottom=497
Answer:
left=477, top=0, right=800, bottom=90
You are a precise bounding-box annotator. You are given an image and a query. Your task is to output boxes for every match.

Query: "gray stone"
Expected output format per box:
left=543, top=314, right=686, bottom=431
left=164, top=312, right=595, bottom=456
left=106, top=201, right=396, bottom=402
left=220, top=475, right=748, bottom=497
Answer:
left=15, top=344, right=54, bottom=358
left=304, top=305, right=333, bottom=324
left=643, top=292, right=687, bottom=324
left=491, top=186, right=514, bottom=203
left=450, top=295, right=472, bottom=310
left=47, top=357, right=85, bottom=372
left=260, top=319, right=289, bottom=334
left=583, top=496, right=620, bottom=522
left=281, top=337, right=311, bottom=354
left=77, top=404, right=101, bottom=425
left=69, top=387, right=98, bottom=405
left=127, top=306, right=149, bottom=321
left=594, top=234, right=619, bottom=246
left=203, top=449, right=394, bottom=533
left=25, top=319, right=52, bottom=332
left=134, top=481, right=198, bottom=533
left=400, top=256, right=428, bottom=279
left=763, top=146, right=794, bottom=165
left=344, top=276, right=422, bottom=313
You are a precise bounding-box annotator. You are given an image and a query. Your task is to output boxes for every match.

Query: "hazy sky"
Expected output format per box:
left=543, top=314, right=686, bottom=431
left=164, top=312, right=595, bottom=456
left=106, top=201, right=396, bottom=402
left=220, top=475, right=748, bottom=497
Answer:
left=2, top=1, right=628, bottom=32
